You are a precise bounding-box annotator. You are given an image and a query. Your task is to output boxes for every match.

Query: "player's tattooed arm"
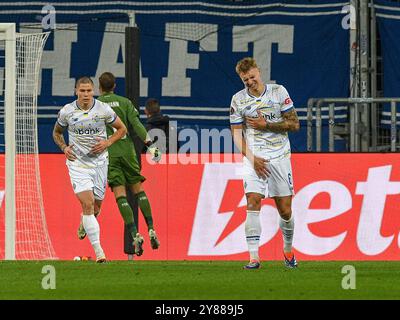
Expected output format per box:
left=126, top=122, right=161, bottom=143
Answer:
left=53, top=122, right=76, bottom=161
left=265, top=109, right=300, bottom=133
left=52, top=122, right=67, bottom=151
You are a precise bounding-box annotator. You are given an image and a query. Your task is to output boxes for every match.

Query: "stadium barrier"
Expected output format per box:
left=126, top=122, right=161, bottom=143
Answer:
left=1, top=153, right=399, bottom=261
left=307, top=97, right=400, bottom=152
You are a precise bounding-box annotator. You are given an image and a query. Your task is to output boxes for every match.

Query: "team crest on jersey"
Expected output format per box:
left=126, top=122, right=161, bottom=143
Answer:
left=92, top=114, right=101, bottom=122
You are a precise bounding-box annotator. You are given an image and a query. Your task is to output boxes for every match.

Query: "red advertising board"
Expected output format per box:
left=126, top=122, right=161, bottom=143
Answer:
left=1, top=153, right=400, bottom=260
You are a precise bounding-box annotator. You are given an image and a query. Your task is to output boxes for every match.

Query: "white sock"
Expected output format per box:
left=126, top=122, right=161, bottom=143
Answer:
left=245, top=211, right=261, bottom=261
left=82, top=214, right=104, bottom=257
left=279, top=215, right=294, bottom=253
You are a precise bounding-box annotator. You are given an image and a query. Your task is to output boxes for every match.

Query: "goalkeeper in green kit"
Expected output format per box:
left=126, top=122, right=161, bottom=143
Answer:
left=77, top=72, right=161, bottom=256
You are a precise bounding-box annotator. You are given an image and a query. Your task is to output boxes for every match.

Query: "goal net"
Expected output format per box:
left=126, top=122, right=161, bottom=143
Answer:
left=0, top=23, right=56, bottom=260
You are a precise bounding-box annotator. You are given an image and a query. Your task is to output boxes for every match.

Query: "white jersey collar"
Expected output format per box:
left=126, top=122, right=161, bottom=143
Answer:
left=75, top=99, right=96, bottom=112
left=246, top=85, right=267, bottom=99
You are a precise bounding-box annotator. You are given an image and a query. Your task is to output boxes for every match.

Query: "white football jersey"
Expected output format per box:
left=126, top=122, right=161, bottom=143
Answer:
left=230, top=84, right=294, bottom=161
left=57, top=99, right=117, bottom=168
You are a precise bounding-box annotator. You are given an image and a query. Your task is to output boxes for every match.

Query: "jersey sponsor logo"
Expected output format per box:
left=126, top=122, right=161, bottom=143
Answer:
left=263, top=113, right=277, bottom=121
left=230, top=106, right=235, bottom=115
left=74, top=127, right=101, bottom=135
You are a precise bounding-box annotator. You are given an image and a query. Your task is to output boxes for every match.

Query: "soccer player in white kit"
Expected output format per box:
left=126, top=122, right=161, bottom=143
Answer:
left=53, top=77, right=127, bottom=263
left=230, top=58, right=300, bottom=269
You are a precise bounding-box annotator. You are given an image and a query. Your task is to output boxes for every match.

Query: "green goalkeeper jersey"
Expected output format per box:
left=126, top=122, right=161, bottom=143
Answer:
left=98, top=92, right=147, bottom=158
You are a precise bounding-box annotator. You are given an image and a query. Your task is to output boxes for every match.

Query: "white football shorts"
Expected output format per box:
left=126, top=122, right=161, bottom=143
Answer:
left=67, top=164, right=108, bottom=200
left=242, top=156, right=294, bottom=198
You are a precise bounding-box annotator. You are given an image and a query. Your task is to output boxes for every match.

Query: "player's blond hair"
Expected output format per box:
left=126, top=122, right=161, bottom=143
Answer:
left=235, top=57, right=258, bottom=75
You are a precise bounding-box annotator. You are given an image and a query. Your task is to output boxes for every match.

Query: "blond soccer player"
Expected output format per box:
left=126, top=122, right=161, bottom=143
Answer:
left=230, top=57, right=300, bottom=269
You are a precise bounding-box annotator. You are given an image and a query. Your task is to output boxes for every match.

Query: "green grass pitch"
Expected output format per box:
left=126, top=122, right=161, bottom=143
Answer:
left=0, top=260, right=399, bottom=300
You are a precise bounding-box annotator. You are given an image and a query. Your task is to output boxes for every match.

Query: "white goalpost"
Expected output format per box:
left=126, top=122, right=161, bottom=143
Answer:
left=0, top=23, right=56, bottom=260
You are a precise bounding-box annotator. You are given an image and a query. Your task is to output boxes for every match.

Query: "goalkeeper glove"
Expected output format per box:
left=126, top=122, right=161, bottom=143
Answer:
left=145, top=141, right=162, bottom=162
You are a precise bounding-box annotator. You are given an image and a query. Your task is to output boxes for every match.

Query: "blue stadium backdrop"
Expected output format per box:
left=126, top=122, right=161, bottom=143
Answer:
left=0, top=0, right=353, bottom=152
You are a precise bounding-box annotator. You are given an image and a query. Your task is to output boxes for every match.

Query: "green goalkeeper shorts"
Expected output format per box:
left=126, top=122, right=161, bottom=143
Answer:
left=108, top=155, right=146, bottom=188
